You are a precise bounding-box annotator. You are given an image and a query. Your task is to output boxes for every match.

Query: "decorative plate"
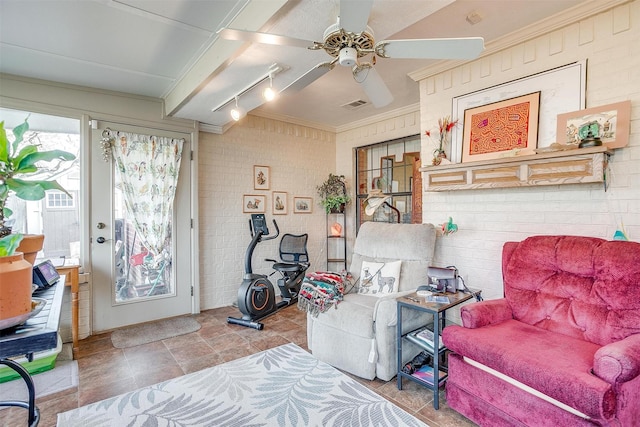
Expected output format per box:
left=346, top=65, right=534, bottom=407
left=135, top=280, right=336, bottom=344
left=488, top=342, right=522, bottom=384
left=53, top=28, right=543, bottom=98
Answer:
left=0, top=298, right=47, bottom=330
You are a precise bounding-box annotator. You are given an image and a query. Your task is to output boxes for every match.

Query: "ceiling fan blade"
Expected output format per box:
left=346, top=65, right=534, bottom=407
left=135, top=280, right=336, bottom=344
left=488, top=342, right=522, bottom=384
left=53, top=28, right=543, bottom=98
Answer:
left=282, top=62, right=335, bottom=94
left=375, top=37, right=485, bottom=60
left=339, top=0, right=374, bottom=33
left=218, top=28, right=313, bottom=49
left=353, top=64, right=393, bottom=108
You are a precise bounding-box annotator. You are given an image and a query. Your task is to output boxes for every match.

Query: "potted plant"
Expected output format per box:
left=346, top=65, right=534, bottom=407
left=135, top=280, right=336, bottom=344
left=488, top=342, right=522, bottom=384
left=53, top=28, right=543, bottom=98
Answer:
left=0, top=233, right=33, bottom=328
left=317, top=173, right=351, bottom=214
left=0, top=118, right=75, bottom=327
left=1, top=118, right=75, bottom=237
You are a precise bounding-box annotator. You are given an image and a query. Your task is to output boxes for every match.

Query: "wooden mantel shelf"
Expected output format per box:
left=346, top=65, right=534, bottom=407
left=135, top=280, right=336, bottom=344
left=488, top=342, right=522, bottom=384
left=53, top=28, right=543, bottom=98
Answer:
left=420, top=146, right=611, bottom=192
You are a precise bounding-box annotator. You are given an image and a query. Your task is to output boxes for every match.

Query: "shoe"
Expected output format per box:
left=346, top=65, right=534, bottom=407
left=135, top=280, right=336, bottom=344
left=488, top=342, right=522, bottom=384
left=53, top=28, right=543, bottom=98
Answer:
left=401, top=351, right=432, bottom=374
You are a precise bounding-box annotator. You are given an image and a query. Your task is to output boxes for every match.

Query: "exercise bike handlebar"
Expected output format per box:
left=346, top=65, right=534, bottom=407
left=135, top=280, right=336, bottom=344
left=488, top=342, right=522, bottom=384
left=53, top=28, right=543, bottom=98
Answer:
left=262, top=220, right=279, bottom=241
left=245, top=219, right=279, bottom=275
left=249, top=218, right=279, bottom=240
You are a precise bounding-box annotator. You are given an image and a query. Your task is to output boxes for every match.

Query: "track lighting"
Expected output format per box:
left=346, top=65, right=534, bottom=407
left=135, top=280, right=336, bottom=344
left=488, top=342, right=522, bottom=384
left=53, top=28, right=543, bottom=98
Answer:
left=211, top=63, right=284, bottom=121
left=230, top=96, right=246, bottom=121
left=262, top=74, right=276, bottom=102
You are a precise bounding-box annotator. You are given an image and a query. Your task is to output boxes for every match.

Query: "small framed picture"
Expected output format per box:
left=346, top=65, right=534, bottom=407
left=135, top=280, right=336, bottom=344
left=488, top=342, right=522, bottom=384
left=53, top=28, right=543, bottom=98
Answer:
left=272, top=191, right=287, bottom=215
left=293, top=197, right=312, bottom=214
left=243, top=194, right=266, bottom=213
left=556, top=100, right=631, bottom=149
left=253, top=165, right=270, bottom=190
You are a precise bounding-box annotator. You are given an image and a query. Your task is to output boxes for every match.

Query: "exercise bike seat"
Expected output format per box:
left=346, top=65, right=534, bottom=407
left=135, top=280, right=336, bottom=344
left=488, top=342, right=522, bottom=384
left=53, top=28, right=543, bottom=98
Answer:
left=273, top=262, right=305, bottom=273
left=272, top=233, right=309, bottom=273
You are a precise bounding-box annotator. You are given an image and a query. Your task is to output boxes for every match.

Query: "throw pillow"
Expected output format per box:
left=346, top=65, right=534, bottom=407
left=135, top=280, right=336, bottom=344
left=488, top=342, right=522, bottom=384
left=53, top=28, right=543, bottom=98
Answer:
left=358, top=260, right=401, bottom=297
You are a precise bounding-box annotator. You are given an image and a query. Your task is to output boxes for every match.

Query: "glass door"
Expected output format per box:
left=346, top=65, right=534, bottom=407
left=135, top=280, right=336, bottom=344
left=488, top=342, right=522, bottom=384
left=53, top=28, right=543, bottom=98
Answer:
left=90, top=121, right=193, bottom=332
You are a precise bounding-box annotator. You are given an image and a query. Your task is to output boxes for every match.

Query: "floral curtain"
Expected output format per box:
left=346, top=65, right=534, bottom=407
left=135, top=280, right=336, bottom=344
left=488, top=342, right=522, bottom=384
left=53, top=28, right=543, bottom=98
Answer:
left=110, top=132, right=183, bottom=259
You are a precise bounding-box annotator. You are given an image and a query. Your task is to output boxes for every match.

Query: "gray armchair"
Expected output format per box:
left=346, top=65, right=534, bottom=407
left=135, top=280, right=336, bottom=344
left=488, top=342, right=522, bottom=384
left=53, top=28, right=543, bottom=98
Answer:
left=307, top=222, right=436, bottom=381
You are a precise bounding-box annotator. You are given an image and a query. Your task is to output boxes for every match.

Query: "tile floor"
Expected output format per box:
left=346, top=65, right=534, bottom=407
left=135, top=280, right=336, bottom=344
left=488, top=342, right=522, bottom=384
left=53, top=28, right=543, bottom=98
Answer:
left=1, top=304, right=477, bottom=426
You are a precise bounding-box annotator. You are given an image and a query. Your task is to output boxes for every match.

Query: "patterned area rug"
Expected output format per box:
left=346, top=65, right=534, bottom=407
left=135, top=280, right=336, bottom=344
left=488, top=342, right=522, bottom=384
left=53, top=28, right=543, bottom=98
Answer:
left=110, top=316, right=201, bottom=349
left=57, top=343, right=428, bottom=426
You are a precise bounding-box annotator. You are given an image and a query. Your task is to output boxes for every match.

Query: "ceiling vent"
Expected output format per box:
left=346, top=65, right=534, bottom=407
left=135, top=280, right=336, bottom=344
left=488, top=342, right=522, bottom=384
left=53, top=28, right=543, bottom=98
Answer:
left=341, top=99, right=368, bottom=110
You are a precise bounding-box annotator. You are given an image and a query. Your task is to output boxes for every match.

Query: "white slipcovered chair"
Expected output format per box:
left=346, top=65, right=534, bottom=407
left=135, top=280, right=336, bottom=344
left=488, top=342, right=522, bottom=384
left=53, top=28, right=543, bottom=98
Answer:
left=307, top=221, right=437, bottom=381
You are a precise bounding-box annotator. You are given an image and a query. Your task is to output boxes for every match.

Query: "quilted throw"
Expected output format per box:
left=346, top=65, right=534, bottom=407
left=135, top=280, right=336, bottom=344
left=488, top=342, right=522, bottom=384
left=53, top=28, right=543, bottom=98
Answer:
left=297, top=271, right=347, bottom=317
left=57, top=343, right=427, bottom=427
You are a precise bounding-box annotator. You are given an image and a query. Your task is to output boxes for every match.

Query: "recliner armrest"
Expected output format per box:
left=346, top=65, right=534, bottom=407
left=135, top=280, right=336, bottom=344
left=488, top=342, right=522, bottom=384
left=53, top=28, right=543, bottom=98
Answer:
left=460, top=298, right=513, bottom=329
left=593, top=333, right=640, bottom=384
left=372, top=290, right=415, bottom=325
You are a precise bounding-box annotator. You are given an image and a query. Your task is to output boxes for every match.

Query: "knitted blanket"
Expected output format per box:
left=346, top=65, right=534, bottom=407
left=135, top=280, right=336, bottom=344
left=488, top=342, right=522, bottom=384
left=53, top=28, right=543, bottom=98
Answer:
left=297, top=271, right=347, bottom=317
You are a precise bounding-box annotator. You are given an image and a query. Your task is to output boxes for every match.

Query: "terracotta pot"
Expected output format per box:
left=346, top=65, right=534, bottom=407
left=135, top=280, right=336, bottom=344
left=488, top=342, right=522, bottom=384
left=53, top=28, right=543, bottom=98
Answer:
left=16, top=234, right=45, bottom=265
left=0, top=252, right=33, bottom=323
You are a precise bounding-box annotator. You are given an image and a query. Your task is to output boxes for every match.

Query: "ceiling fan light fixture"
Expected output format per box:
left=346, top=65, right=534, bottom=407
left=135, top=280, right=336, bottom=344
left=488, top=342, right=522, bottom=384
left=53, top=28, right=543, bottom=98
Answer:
left=339, top=47, right=358, bottom=67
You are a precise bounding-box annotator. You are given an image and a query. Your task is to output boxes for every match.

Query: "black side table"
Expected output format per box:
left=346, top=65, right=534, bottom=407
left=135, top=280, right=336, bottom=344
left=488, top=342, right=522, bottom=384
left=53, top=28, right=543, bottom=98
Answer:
left=0, top=277, right=65, bottom=426
left=396, top=290, right=479, bottom=409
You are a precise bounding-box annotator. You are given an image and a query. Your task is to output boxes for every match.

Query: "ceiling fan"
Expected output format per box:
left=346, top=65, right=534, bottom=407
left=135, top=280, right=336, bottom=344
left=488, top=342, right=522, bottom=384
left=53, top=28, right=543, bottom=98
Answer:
left=218, top=0, right=484, bottom=108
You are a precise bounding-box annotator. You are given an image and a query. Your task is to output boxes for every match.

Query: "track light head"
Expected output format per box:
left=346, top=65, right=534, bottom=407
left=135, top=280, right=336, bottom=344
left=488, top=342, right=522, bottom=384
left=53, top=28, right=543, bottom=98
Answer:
left=230, top=96, right=246, bottom=121
left=262, top=74, right=277, bottom=101
left=263, top=86, right=276, bottom=102
left=230, top=107, right=246, bottom=121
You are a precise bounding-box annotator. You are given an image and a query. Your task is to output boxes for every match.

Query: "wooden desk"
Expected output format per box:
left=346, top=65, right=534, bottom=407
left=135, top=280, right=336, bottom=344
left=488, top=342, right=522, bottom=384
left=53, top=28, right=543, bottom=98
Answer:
left=55, top=263, right=80, bottom=358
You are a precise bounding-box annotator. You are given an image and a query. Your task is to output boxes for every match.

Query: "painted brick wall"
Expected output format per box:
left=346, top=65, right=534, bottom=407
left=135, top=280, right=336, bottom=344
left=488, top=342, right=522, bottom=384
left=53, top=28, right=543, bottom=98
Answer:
left=336, top=3, right=639, bottom=310
left=418, top=2, right=640, bottom=302
left=198, top=116, right=336, bottom=309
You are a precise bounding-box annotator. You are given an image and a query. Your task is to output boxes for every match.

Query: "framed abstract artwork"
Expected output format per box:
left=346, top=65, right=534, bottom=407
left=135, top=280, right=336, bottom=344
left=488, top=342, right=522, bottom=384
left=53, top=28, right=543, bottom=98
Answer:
left=272, top=191, right=287, bottom=215
left=243, top=194, right=266, bottom=213
left=556, top=100, right=631, bottom=149
left=461, top=92, right=540, bottom=163
left=293, top=197, right=312, bottom=214
left=451, top=61, right=586, bottom=162
left=253, top=165, right=270, bottom=190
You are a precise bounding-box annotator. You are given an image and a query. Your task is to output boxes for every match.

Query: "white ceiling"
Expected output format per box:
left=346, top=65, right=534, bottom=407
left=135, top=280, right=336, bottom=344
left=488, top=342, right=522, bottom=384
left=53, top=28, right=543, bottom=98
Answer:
left=0, top=0, right=591, bottom=132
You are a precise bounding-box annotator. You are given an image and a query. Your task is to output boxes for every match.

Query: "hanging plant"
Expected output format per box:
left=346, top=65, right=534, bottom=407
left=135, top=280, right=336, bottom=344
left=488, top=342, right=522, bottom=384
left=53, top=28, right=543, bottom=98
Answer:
left=317, top=174, right=351, bottom=214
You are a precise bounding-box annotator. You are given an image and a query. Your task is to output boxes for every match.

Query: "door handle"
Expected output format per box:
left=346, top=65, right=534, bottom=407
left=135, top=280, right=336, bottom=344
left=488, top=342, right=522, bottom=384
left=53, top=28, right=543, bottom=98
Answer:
left=96, top=236, right=110, bottom=244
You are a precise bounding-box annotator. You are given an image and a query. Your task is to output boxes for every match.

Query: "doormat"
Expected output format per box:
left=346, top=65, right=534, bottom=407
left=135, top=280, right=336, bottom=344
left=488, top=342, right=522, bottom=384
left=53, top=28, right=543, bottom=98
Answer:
left=110, top=317, right=201, bottom=349
left=0, top=360, right=78, bottom=403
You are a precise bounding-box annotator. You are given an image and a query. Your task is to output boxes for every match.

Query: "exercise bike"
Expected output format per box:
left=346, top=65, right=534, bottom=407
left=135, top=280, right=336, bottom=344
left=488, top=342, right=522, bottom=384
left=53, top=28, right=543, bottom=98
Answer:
left=227, top=213, right=310, bottom=330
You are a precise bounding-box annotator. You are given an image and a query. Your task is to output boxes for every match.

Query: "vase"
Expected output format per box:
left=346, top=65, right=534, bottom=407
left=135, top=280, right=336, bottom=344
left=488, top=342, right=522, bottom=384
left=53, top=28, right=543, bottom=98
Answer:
left=16, top=234, right=45, bottom=265
left=0, top=252, right=33, bottom=326
left=432, top=150, right=447, bottom=166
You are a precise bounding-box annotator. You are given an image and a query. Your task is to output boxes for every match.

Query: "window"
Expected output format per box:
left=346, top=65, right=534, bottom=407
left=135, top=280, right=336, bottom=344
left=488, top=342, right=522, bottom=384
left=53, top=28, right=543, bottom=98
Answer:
left=1, top=107, right=81, bottom=259
left=355, top=135, right=421, bottom=231
left=46, top=191, right=75, bottom=208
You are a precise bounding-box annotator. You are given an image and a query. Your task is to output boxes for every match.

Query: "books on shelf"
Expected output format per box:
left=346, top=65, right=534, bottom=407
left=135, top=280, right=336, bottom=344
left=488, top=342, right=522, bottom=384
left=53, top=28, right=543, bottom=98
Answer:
left=406, top=326, right=445, bottom=352
left=411, top=365, right=447, bottom=386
